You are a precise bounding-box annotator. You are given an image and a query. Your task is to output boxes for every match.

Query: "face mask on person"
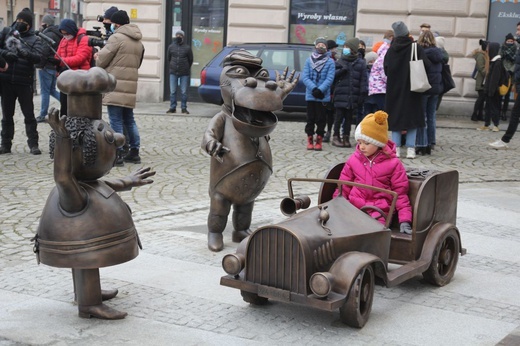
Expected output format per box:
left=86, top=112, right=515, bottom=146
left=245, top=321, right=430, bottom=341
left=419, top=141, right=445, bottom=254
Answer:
left=110, top=24, right=116, bottom=33
left=41, top=24, right=48, bottom=30
left=176, top=36, right=183, bottom=44
left=506, top=42, right=515, bottom=47
left=358, top=48, right=366, bottom=57
left=316, top=46, right=326, bottom=54
left=15, top=22, right=29, bottom=33
left=104, top=23, right=112, bottom=33
left=343, top=47, right=351, bottom=55
left=64, top=34, right=74, bottom=41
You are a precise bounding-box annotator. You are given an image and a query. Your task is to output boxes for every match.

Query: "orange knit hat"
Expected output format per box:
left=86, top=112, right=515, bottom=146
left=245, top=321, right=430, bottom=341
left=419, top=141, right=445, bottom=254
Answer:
left=354, top=111, right=389, bottom=147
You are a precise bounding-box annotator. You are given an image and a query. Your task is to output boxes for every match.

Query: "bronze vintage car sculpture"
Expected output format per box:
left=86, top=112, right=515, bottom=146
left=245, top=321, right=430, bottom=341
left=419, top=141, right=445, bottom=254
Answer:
left=201, top=50, right=298, bottom=252
left=221, top=166, right=465, bottom=328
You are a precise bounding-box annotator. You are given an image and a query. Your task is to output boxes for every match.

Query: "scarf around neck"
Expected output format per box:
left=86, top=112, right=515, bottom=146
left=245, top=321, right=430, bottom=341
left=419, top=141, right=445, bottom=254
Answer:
left=311, top=51, right=328, bottom=72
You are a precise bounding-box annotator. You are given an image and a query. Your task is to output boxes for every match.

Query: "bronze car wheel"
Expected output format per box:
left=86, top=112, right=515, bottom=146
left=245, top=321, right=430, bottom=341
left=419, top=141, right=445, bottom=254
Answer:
left=240, top=290, right=268, bottom=305
left=423, top=228, right=460, bottom=287
left=339, top=264, right=375, bottom=328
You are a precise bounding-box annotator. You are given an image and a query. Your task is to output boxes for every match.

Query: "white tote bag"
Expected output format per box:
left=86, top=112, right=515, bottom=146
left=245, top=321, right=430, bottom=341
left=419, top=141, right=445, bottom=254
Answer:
left=409, top=42, right=431, bottom=92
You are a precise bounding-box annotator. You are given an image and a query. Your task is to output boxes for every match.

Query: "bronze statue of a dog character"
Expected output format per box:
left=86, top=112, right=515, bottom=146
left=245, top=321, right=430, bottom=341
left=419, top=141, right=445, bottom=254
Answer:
left=201, top=51, right=298, bottom=251
left=32, top=68, right=155, bottom=319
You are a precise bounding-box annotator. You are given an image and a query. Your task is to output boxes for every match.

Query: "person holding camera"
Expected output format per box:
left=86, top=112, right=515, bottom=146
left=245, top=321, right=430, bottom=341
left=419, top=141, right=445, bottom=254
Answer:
left=99, top=6, right=119, bottom=39
left=95, top=10, right=145, bottom=166
left=0, top=9, right=43, bottom=155
left=55, top=19, right=92, bottom=117
left=35, top=14, right=62, bottom=123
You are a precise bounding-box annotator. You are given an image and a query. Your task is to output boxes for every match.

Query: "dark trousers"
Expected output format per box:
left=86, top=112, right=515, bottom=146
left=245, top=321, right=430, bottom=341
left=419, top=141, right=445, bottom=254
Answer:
left=325, top=106, right=335, bottom=134
left=334, top=107, right=355, bottom=137
left=501, top=71, right=514, bottom=115
left=484, top=93, right=500, bottom=127
left=0, top=81, right=39, bottom=148
left=472, top=90, right=485, bottom=120
left=502, top=91, right=520, bottom=143
left=305, top=101, right=327, bottom=137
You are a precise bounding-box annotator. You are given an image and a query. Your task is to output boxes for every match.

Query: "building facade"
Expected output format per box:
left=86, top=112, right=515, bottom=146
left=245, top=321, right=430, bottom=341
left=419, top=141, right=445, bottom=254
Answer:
left=2, top=0, right=519, bottom=113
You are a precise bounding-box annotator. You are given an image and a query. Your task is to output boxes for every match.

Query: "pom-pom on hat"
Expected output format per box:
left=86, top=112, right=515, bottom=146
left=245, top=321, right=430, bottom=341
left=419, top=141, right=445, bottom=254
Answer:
left=59, top=18, right=78, bottom=36
left=16, top=9, right=33, bottom=27
left=392, top=21, right=409, bottom=38
left=42, top=14, right=55, bottom=26
left=110, top=10, right=130, bottom=25
left=104, top=6, right=119, bottom=20
left=355, top=111, right=389, bottom=148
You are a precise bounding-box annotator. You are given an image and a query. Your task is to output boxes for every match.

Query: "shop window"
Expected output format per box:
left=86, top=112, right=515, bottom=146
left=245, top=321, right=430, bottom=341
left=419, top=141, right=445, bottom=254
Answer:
left=289, top=0, right=357, bottom=46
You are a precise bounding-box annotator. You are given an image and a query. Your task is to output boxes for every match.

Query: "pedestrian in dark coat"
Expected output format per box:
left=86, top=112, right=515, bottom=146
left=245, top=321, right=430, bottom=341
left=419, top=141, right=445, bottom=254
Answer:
left=0, top=9, right=43, bottom=155
left=471, top=40, right=488, bottom=121
left=332, top=37, right=368, bottom=148
left=166, top=30, right=193, bottom=114
left=478, top=42, right=502, bottom=132
left=416, top=30, right=444, bottom=155
left=384, top=21, right=428, bottom=159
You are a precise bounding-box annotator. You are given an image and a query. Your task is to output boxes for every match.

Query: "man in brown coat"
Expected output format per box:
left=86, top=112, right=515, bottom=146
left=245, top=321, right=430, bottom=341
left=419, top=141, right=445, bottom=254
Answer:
left=95, top=10, right=145, bottom=166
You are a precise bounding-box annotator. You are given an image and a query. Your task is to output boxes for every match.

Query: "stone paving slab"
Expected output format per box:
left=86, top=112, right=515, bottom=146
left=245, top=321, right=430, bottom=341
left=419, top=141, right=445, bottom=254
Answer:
left=0, top=98, right=519, bottom=345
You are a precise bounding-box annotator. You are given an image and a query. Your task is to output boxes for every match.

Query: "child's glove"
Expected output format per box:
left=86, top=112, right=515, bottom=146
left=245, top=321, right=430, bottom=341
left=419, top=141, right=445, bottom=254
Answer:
left=400, top=222, right=412, bottom=234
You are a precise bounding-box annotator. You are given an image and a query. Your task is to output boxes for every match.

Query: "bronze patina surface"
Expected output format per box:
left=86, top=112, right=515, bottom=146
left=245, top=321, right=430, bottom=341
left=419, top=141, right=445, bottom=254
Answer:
left=32, top=67, right=156, bottom=319
left=201, top=50, right=298, bottom=252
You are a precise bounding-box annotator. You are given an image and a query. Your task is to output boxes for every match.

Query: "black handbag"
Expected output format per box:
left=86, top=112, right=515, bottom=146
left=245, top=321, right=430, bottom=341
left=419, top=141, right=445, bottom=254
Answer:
left=442, top=64, right=456, bottom=93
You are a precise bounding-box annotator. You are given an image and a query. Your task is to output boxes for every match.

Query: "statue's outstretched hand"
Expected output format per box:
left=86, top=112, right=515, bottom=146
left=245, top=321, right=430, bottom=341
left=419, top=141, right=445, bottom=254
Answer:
left=47, top=107, right=69, bottom=137
left=206, top=140, right=230, bottom=163
left=275, top=67, right=299, bottom=98
left=125, top=167, right=156, bottom=187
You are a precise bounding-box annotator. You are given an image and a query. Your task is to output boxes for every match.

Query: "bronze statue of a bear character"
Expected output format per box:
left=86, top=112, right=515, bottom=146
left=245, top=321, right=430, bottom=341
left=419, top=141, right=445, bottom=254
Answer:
left=32, top=68, right=155, bottom=319
left=201, top=51, right=298, bottom=251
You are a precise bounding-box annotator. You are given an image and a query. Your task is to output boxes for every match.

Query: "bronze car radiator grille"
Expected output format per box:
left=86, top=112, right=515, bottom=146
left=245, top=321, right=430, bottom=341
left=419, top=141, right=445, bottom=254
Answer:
left=246, top=227, right=306, bottom=294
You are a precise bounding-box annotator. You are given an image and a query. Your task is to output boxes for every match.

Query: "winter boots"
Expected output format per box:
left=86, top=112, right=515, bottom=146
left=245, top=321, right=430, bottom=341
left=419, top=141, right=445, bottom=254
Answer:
left=124, top=148, right=141, bottom=164
left=314, top=135, right=323, bottom=151
left=307, top=135, right=314, bottom=150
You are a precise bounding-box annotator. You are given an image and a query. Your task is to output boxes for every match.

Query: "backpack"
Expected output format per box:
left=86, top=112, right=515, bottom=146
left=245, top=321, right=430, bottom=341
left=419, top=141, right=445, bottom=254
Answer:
left=76, top=34, right=96, bottom=68
left=498, top=64, right=511, bottom=96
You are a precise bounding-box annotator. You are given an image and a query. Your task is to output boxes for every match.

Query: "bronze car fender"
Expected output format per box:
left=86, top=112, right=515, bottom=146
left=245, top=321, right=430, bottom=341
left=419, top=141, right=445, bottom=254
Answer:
left=314, top=251, right=387, bottom=297
left=419, top=222, right=464, bottom=262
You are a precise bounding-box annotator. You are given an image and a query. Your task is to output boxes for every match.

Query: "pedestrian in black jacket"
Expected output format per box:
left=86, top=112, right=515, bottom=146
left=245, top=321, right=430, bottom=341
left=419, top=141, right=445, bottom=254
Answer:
left=166, top=30, right=193, bottom=114
left=0, top=9, right=43, bottom=155
left=35, top=14, right=62, bottom=123
left=332, top=37, right=368, bottom=148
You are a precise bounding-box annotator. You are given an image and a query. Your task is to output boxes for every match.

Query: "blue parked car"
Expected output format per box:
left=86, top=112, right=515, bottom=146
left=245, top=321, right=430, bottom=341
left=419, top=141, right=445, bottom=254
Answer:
left=198, top=43, right=314, bottom=112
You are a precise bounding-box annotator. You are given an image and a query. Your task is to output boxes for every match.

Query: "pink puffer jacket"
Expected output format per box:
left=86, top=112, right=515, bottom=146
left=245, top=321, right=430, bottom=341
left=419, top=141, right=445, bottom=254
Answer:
left=332, top=140, right=412, bottom=224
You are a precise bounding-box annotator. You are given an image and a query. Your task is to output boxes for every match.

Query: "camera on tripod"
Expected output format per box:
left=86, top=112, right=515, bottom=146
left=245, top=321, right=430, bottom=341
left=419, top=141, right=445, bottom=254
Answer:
left=86, top=27, right=107, bottom=48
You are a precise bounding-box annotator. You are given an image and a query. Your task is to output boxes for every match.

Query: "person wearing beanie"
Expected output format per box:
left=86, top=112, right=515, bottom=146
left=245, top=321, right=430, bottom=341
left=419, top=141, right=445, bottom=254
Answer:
left=35, top=14, right=63, bottom=123
left=384, top=21, right=428, bottom=159
left=55, top=18, right=92, bottom=118
left=166, top=27, right=193, bottom=115
left=102, top=6, right=119, bottom=37
left=471, top=39, right=489, bottom=122
left=302, top=37, right=335, bottom=150
left=331, top=36, right=367, bottom=148
left=96, top=10, right=145, bottom=166
left=498, top=33, right=516, bottom=120
left=0, top=8, right=43, bottom=155
left=332, top=111, right=413, bottom=234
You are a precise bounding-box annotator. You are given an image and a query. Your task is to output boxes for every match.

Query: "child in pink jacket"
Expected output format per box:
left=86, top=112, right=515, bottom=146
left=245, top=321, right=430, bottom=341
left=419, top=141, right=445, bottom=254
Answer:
left=333, top=111, right=413, bottom=234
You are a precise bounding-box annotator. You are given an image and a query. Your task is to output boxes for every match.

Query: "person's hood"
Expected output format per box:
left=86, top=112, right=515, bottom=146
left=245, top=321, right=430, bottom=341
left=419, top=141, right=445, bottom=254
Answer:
left=487, top=42, right=500, bottom=59
left=390, top=35, right=413, bottom=53
left=115, top=24, right=142, bottom=41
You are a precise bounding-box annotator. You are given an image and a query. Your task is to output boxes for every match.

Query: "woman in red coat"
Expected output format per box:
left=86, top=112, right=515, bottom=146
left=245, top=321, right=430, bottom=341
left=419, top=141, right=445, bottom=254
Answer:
left=55, top=19, right=91, bottom=115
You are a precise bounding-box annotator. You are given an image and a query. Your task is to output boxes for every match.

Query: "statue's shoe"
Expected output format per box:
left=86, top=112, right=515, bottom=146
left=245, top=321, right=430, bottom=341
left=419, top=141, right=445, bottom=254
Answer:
left=78, top=304, right=127, bottom=320
left=232, top=229, right=252, bottom=243
left=101, top=289, right=118, bottom=301
left=208, top=233, right=224, bottom=252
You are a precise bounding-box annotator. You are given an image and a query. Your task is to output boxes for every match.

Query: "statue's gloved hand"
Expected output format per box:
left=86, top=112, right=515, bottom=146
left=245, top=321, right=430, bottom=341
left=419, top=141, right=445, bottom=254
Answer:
left=275, top=67, right=299, bottom=99
left=125, top=167, right=156, bottom=187
left=206, top=139, right=230, bottom=163
left=47, top=107, right=68, bottom=137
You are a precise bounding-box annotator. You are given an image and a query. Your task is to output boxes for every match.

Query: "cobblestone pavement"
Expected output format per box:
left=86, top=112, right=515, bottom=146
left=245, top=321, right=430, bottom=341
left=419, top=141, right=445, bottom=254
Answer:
left=0, top=98, right=519, bottom=345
